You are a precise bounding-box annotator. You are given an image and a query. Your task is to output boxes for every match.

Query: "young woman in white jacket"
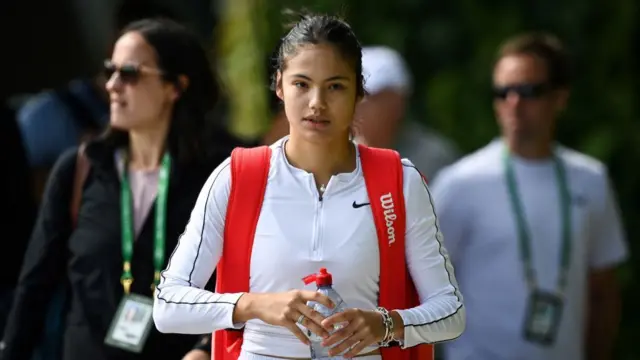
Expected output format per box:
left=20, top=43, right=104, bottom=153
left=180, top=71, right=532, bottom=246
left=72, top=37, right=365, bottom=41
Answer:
left=154, top=12, right=465, bottom=360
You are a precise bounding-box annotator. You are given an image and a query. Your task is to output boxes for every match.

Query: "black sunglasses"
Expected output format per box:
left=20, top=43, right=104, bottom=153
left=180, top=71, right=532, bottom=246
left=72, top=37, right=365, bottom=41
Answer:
left=103, top=60, right=163, bottom=84
left=492, top=83, right=552, bottom=100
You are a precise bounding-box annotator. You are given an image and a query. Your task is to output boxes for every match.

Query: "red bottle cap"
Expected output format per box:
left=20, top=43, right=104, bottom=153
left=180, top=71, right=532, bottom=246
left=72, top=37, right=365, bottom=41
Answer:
left=302, top=268, right=333, bottom=287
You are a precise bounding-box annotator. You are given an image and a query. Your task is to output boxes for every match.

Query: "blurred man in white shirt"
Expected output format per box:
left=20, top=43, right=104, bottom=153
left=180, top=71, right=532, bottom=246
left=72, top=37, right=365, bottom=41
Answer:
left=431, top=33, right=627, bottom=360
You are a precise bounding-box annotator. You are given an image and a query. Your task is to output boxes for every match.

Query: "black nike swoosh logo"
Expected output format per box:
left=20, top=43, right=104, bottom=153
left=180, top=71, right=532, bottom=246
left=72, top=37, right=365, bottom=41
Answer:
left=352, top=201, right=370, bottom=209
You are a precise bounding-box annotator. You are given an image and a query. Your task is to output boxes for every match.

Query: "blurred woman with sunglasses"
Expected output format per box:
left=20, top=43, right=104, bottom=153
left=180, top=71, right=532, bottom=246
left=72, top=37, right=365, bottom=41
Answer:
left=1, top=18, right=238, bottom=360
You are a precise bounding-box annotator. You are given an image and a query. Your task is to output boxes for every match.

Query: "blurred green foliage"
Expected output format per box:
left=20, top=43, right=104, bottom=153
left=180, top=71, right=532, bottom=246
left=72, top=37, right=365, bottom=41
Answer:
left=219, top=0, right=639, bottom=357
left=216, top=0, right=270, bottom=140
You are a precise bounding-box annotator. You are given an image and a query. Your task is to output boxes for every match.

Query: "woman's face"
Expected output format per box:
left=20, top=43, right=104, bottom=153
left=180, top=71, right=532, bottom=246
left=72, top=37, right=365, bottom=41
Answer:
left=106, top=31, right=178, bottom=131
left=276, top=43, right=360, bottom=144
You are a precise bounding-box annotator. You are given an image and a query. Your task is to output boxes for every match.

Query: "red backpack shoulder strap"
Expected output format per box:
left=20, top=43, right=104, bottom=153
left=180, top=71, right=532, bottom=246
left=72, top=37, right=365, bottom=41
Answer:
left=358, top=144, right=407, bottom=311
left=358, top=144, right=434, bottom=360
left=214, top=145, right=271, bottom=360
left=218, top=146, right=272, bottom=291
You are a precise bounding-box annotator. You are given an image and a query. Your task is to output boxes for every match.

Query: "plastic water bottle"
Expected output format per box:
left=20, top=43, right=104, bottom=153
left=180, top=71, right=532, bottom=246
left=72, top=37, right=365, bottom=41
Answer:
left=302, top=268, right=349, bottom=359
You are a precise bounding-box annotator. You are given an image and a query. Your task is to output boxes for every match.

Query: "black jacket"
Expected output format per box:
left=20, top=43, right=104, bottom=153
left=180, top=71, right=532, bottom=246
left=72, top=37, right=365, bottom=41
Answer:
left=1, top=137, right=240, bottom=360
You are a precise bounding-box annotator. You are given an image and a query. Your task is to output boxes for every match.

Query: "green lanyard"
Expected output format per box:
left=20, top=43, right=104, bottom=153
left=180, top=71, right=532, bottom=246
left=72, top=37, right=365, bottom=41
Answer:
left=120, top=152, right=171, bottom=295
left=503, top=148, right=572, bottom=295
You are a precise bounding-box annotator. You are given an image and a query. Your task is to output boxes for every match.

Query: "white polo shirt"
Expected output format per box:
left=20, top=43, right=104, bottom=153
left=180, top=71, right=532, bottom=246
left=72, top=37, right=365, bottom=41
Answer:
left=153, top=137, right=465, bottom=359
left=430, top=139, right=627, bottom=360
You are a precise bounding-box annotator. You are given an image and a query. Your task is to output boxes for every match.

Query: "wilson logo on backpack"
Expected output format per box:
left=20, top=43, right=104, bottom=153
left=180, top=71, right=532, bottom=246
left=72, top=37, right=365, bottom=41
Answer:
left=380, top=192, right=396, bottom=246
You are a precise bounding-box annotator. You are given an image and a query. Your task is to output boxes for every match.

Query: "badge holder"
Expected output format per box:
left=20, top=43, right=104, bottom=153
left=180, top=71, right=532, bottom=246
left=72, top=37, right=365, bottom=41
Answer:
left=105, top=293, right=154, bottom=353
left=523, top=290, right=564, bottom=346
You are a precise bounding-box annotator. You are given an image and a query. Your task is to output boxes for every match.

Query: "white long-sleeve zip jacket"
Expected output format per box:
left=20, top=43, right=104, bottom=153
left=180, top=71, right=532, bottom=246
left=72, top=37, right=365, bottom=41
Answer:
left=153, top=138, right=465, bottom=358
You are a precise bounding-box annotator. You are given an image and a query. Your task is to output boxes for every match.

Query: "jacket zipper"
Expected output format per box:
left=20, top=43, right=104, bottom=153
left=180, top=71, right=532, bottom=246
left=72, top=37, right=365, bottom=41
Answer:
left=312, top=188, right=324, bottom=259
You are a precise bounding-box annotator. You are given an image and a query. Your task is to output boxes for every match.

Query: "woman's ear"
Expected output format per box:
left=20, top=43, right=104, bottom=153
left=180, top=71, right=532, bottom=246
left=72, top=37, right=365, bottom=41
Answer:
left=275, top=71, right=284, bottom=100
left=172, top=75, right=190, bottom=100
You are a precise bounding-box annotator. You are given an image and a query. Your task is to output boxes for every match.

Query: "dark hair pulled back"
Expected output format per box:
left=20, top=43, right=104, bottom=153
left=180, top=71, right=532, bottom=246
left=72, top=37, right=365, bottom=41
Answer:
left=270, top=11, right=365, bottom=98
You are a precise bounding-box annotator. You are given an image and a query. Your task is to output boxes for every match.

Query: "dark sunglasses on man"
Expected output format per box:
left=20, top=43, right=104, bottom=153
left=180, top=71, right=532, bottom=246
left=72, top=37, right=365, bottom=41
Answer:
left=492, top=83, right=553, bottom=100
left=103, top=60, right=164, bottom=85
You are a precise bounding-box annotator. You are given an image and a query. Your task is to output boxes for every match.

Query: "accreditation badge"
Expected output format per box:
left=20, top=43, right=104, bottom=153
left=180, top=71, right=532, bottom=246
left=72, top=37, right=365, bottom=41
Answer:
left=522, top=290, right=564, bottom=346
left=104, top=294, right=154, bottom=353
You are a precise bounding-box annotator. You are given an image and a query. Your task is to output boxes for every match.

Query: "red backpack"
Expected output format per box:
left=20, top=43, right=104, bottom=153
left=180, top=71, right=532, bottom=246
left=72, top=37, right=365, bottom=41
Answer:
left=213, top=145, right=434, bottom=360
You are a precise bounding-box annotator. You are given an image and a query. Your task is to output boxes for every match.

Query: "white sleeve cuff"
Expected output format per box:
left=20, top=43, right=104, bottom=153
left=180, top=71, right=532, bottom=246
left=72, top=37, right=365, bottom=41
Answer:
left=220, top=292, right=246, bottom=330
left=395, top=305, right=466, bottom=348
left=396, top=309, right=418, bottom=349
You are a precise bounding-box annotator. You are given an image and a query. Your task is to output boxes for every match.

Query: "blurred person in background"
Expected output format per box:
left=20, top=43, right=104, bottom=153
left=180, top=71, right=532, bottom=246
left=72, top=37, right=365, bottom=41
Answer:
left=17, top=50, right=108, bottom=206
left=14, top=3, right=195, bottom=360
left=16, top=0, right=178, bottom=203
left=430, top=33, right=627, bottom=360
left=17, top=73, right=107, bottom=182
left=353, top=45, right=460, bottom=180
left=1, top=18, right=234, bottom=360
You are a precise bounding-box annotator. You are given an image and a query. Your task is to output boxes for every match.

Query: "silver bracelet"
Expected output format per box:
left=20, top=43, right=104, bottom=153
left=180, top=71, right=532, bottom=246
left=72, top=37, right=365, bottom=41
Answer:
left=375, top=307, right=395, bottom=346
